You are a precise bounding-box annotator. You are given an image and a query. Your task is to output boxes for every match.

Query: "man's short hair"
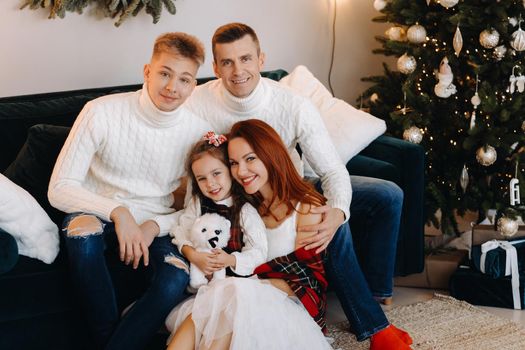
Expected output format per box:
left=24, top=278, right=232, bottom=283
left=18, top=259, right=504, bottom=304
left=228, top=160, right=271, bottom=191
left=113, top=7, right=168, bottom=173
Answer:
left=152, top=32, right=205, bottom=66
left=212, top=23, right=260, bottom=61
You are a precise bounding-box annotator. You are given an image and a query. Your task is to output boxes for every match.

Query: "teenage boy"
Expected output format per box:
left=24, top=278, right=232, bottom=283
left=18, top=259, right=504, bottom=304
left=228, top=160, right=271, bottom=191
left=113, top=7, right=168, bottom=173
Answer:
left=185, top=23, right=410, bottom=348
left=48, top=33, right=212, bottom=350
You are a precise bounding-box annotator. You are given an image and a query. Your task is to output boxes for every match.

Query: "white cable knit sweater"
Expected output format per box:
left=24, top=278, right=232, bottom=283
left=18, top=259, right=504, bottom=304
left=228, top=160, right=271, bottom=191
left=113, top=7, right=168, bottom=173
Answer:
left=185, top=78, right=352, bottom=219
left=48, top=85, right=212, bottom=234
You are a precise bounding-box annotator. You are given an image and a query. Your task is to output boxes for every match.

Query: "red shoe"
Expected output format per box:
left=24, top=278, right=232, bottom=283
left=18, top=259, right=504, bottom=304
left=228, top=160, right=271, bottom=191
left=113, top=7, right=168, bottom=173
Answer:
left=370, top=325, right=411, bottom=350
left=391, top=324, right=412, bottom=345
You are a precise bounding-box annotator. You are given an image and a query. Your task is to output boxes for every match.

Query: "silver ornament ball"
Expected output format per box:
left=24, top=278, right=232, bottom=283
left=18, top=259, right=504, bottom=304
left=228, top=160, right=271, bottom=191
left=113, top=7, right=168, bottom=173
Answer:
left=479, top=29, right=500, bottom=49
left=373, top=0, right=387, bottom=11
left=403, top=126, right=423, bottom=144
left=476, top=145, right=497, bottom=166
left=397, top=53, right=417, bottom=74
left=497, top=217, right=519, bottom=237
left=439, top=0, right=458, bottom=8
left=407, top=24, right=427, bottom=44
left=511, top=28, right=525, bottom=52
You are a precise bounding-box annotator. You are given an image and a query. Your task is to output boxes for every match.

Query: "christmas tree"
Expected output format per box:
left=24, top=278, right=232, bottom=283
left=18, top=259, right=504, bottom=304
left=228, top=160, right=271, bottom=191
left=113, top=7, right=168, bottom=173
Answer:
left=363, top=0, right=525, bottom=235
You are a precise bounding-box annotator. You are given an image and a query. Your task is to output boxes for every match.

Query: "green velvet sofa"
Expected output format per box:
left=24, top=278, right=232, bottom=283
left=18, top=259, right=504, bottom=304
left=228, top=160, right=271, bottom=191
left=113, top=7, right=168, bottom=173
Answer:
left=0, top=70, right=425, bottom=349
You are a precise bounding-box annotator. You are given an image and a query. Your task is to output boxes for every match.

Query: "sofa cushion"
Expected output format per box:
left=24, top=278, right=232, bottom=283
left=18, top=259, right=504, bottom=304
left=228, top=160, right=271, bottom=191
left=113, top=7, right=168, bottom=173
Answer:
left=0, top=229, right=18, bottom=275
left=279, top=65, right=386, bottom=176
left=4, top=124, right=70, bottom=226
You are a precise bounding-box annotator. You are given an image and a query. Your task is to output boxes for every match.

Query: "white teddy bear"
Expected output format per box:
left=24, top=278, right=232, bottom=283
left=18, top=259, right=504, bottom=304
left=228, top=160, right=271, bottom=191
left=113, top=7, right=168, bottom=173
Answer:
left=188, top=213, right=231, bottom=289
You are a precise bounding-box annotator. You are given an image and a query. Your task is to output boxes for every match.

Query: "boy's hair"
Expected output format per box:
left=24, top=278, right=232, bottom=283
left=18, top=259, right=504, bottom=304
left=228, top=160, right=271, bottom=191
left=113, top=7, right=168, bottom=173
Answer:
left=152, top=32, right=205, bottom=66
left=212, top=23, right=260, bottom=61
left=186, top=137, right=245, bottom=227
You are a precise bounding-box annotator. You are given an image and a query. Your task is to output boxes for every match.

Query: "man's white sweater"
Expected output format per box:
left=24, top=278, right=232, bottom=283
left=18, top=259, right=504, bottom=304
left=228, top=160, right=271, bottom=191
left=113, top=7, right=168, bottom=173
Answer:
left=48, top=85, right=212, bottom=234
left=185, top=78, right=352, bottom=219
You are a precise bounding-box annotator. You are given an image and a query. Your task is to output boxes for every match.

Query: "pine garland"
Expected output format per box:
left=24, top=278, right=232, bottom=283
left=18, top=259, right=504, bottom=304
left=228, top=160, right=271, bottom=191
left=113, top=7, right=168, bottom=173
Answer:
left=20, top=0, right=177, bottom=26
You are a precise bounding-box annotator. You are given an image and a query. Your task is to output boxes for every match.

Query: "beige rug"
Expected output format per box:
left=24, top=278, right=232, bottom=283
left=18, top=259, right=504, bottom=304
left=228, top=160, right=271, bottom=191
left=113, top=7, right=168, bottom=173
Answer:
left=327, top=294, right=525, bottom=350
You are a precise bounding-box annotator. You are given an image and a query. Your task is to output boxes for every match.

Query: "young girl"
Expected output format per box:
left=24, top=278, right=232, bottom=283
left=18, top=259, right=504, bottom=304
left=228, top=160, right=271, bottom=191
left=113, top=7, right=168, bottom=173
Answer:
left=166, top=131, right=268, bottom=347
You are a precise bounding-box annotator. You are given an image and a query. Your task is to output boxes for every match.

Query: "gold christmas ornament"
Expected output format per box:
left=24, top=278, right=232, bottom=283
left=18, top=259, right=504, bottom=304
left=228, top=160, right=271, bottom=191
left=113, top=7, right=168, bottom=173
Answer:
left=476, top=145, right=497, bottom=166
left=407, top=24, right=427, bottom=44
left=385, top=27, right=407, bottom=41
left=403, top=126, right=423, bottom=144
left=521, top=120, right=525, bottom=132
left=479, top=28, right=500, bottom=49
left=439, top=0, right=459, bottom=8
left=397, top=53, right=417, bottom=74
left=459, top=165, right=469, bottom=193
left=453, top=25, right=463, bottom=56
left=497, top=216, right=519, bottom=237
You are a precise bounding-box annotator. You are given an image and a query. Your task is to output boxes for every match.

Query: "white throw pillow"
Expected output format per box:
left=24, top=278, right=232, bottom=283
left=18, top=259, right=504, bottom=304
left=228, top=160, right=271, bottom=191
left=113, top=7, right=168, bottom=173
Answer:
left=0, top=174, right=59, bottom=264
left=280, top=65, right=386, bottom=176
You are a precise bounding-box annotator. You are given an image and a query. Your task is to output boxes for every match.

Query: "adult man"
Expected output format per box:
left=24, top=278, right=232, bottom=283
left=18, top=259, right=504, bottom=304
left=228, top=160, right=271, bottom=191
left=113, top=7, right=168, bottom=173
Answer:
left=48, top=33, right=212, bottom=350
left=185, top=23, right=408, bottom=347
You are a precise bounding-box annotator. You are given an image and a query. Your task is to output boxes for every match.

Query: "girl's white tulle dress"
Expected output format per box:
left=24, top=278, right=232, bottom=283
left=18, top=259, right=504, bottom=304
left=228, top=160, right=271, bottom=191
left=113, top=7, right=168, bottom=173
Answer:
left=165, top=208, right=332, bottom=350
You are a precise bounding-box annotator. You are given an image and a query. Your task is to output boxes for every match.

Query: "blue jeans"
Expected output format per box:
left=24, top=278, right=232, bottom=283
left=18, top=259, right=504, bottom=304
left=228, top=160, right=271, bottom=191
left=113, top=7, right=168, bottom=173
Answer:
left=62, top=213, right=189, bottom=350
left=318, top=176, right=402, bottom=340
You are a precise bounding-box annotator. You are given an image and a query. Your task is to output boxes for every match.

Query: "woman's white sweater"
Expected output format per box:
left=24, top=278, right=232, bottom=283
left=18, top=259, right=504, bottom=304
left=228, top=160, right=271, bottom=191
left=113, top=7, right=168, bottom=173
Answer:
left=48, top=85, right=212, bottom=234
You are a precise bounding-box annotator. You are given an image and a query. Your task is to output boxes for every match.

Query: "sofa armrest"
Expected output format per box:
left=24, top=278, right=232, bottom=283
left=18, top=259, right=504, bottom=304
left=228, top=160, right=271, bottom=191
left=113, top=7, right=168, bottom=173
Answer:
left=353, top=135, right=425, bottom=276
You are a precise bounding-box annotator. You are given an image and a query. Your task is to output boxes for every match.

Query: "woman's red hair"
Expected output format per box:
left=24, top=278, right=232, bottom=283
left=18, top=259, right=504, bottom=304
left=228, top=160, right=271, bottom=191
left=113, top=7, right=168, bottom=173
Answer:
left=228, top=119, right=326, bottom=218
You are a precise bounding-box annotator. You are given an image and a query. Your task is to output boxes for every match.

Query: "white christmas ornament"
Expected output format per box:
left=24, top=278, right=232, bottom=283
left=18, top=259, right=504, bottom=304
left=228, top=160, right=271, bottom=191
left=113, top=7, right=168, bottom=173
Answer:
left=460, top=165, right=469, bottom=193
left=397, top=53, right=417, bottom=74
left=494, top=45, right=507, bottom=60
left=370, top=93, right=380, bottom=103
left=385, top=27, right=406, bottom=41
left=407, top=24, right=427, bottom=44
left=374, top=0, right=388, bottom=11
left=511, top=21, right=525, bottom=52
left=453, top=25, right=463, bottom=56
left=479, top=29, right=500, bottom=49
left=439, top=0, right=458, bottom=8
left=497, top=216, right=519, bottom=237
left=521, top=120, right=525, bottom=132
left=403, top=126, right=423, bottom=144
left=476, top=145, right=497, bottom=166
left=434, top=57, right=457, bottom=98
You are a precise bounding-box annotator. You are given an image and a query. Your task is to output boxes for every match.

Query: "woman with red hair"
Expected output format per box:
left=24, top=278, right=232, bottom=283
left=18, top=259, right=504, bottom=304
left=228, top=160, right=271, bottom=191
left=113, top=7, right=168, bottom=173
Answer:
left=167, top=119, right=411, bottom=350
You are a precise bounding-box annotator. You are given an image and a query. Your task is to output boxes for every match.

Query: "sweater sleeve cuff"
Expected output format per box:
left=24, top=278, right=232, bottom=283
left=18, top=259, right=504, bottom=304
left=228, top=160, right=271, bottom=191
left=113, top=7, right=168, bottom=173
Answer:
left=153, top=211, right=181, bottom=237
left=230, top=252, right=255, bottom=276
left=329, top=200, right=350, bottom=224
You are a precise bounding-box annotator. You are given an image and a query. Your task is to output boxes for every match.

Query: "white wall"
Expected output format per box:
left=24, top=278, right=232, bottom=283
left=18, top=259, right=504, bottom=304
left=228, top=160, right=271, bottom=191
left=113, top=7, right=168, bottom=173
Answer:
left=0, top=0, right=390, bottom=104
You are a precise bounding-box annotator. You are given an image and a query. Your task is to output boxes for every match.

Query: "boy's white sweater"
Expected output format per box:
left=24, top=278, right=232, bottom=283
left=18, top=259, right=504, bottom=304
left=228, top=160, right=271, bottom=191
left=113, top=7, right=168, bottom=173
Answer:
left=48, top=85, right=212, bottom=234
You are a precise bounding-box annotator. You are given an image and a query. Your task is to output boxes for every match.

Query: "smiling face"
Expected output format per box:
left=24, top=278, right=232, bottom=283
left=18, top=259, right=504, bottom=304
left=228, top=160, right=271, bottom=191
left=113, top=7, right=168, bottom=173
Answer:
left=213, top=35, right=265, bottom=98
left=227, top=137, right=271, bottom=199
left=192, top=153, right=233, bottom=202
left=144, top=52, right=198, bottom=112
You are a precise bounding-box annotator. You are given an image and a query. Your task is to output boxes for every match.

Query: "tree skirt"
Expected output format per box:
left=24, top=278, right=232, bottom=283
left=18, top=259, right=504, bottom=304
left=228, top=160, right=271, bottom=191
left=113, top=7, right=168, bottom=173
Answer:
left=327, top=294, right=525, bottom=350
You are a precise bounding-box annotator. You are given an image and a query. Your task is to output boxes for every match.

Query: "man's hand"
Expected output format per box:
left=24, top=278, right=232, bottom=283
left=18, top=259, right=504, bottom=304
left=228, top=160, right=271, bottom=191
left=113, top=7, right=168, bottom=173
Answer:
left=184, top=247, right=225, bottom=275
left=298, top=206, right=345, bottom=254
left=110, top=206, right=149, bottom=269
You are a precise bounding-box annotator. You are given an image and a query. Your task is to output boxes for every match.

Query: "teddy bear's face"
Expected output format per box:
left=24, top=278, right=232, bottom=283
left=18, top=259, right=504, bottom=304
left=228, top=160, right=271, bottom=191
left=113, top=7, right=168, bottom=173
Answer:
left=191, top=213, right=232, bottom=250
